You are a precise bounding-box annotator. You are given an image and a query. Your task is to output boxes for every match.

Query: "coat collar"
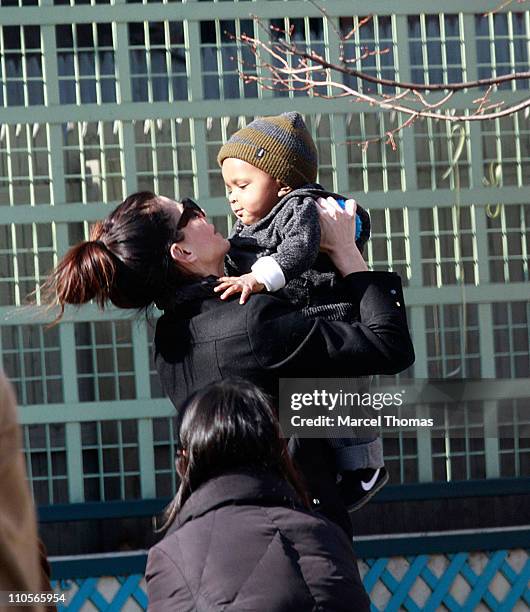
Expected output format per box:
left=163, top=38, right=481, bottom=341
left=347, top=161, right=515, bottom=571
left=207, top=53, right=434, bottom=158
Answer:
left=169, top=471, right=304, bottom=533
left=156, top=275, right=219, bottom=312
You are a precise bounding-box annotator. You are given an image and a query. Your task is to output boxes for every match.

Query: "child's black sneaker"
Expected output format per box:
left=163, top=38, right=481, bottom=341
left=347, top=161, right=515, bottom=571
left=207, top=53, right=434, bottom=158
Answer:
left=337, top=467, right=389, bottom=512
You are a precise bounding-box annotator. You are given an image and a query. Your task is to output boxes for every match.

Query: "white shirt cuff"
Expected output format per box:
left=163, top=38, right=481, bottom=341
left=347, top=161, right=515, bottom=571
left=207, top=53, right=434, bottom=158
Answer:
left=251, top=257, right=286, bottom=292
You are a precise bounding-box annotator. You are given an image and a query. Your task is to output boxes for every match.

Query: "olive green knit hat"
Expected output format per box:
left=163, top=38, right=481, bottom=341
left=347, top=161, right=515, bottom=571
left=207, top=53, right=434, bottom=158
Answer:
left=217, top=112, right=318, bottom=189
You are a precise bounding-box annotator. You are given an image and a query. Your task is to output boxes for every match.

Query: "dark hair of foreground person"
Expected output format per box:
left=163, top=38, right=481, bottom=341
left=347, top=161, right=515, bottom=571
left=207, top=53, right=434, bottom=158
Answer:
left=156, top=377, right=310, bottom=530
left=145, top=378, right=371, bottom=612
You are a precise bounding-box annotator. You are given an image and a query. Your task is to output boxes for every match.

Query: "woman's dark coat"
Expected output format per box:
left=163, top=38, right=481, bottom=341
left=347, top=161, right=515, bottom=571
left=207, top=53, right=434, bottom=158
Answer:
left=155, top=271, right=415, bottom=536
left=145, top=472, right=371, bottom=612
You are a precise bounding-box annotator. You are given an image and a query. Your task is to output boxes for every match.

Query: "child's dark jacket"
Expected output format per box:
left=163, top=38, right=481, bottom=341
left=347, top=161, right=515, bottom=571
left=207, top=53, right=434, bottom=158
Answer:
left=225, top=183, right=371, bottom=310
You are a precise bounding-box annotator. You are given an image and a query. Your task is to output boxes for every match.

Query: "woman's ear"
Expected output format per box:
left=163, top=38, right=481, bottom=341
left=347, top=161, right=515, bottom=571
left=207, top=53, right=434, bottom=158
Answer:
left=277, top=183, right=292, bottom=198
left=169, top=242, right=197, bottom=266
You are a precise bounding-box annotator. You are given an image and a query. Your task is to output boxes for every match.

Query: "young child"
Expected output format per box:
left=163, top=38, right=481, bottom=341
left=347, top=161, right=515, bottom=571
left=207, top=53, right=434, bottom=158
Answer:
left=216, top=112, right=370, bottom=312
left=215, top=112, right=388, bottom=511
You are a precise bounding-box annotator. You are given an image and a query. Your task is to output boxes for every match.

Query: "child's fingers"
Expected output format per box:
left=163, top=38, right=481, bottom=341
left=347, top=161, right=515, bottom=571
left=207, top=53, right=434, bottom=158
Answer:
left=220, top=285, right=243, bottom=300
left=239, top=286, right=251, bottom=305
left=214, top=277, right=240, bottom=292
left=214, top=282, right=233, bottom=292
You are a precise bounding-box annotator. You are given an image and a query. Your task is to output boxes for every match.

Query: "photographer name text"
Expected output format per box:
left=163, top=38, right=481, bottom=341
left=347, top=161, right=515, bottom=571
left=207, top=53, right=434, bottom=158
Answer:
left=290, top=414, right=434, bottom=428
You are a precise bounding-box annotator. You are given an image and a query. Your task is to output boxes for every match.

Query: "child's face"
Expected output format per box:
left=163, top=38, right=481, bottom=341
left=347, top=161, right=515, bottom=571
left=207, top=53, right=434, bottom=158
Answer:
left=222, top=158, right=288, bottom=225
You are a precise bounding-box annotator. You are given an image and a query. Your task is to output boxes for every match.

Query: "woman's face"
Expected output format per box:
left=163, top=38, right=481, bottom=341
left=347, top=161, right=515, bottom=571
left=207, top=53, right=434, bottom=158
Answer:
left=159, top=196, right=230, bottom=269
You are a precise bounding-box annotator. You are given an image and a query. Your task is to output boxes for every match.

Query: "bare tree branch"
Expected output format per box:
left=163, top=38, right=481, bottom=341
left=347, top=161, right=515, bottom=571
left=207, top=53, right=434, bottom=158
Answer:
left=229, top=10, right=530, bottom=147
left=280, top=44, right=530, bottom=93
left=484, top=0, right=529, bottom=16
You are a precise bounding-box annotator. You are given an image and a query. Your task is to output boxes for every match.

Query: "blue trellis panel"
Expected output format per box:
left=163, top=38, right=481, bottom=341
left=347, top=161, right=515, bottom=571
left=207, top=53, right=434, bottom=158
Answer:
left=51, top=549, right=530, bottom=611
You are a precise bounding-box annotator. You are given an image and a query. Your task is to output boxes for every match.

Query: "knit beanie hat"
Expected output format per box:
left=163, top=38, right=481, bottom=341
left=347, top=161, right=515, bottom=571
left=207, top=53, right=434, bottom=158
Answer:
left=217, top=112, right=318, bottom=189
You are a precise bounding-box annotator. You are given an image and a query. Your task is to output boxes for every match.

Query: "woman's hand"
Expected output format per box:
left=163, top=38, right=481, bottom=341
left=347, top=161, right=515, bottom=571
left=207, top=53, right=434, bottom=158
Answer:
left=317, top=196, right=368, bottom=276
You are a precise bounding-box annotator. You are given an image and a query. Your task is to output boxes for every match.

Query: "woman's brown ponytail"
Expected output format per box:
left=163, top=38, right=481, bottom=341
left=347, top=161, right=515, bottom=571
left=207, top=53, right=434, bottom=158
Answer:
left=43, top=239, right=117, bottom=320
left=42, top=191, right=190, bottom=322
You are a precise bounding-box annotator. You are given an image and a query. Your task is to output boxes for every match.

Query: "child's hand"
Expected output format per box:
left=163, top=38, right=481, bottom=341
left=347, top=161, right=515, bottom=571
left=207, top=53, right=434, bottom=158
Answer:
left=214, top=273, right=265, bottom=304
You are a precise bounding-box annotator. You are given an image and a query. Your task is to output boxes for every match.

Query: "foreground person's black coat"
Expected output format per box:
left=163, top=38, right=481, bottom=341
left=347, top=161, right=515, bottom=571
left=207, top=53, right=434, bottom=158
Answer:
left=145, top=472, right=371, bottom=612
left=155, top=271, right=415, bottom=536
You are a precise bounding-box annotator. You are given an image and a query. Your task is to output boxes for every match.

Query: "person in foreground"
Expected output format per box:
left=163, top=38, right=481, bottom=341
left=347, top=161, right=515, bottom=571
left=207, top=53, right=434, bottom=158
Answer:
left=145, top=378, right=371, bottom=612
left=0, top=371, right=50, bottom=612
left=44, top=190, right=415, bottom=537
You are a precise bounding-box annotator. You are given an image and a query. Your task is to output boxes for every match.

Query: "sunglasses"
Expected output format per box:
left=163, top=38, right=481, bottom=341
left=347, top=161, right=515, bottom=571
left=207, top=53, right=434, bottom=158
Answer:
left=177, top=198, right=205, bottom=230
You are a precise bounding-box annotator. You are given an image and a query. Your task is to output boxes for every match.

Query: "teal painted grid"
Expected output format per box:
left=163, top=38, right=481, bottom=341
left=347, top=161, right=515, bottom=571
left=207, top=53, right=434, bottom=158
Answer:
left=23, top=422, right=68, bottom=504
left=414, top=116, right=472, bottom=192
left=407, top=14, right=466, bottom=87
left=365, top=207, right=410, bottom=285
left=340, top=15, right=397, bottom=97
left=134, top=118, right=195, bottom=200
left=0, top=123, right=52, bottom=206
left=498, top=397, right=530, bottom=477
left=80, top=420, right=141, bottom=501
left=0, top=3, right=529, bottom=502
left=199, top=15, right=260, bottom=101
left=0, top=23, right=46, bottom=107
left=381, top=434, right=419, bottom=485
left=1, top=323, right=63, bottom=403
left=128, top=20, right=187, bottom=104
left=424, top=303, right=481, bottom=378
left=152, top=415, right=178, bottom=498
left=0, top=222, right=56, bottom=305
left=74, top=320, right=136, bottom=402
left=430, top=404, right=487, bottom=481
left=62, top=121, right=125, bottom=204
left=54, top=22, right=118, bottom=106
left=486, top=201, right=530, bottom=283
left=492, top=301, right=530, bottom=377
left=476, top=11, right=530, bottom=91
left=346, top=112, right=406, bottom=193
left=306, top=114, right=336, bottom=193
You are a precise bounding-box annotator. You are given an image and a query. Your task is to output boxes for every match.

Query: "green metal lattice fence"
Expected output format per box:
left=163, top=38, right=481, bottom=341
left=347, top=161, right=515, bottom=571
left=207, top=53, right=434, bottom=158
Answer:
left=0, top=0, right=529, bottom=504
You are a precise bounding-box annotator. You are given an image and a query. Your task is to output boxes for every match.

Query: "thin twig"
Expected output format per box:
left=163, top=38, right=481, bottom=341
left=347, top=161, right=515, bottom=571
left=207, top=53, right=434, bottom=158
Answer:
left=230, top=10, right=530, bottom=148
left=284, top=44, right=530, bottom=92
left=484, top=0, right=528, bottom=16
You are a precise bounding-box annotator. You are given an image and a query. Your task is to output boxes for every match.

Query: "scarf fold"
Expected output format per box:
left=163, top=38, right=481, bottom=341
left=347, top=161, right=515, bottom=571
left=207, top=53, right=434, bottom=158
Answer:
left=155, top=275, right=219, bottom=311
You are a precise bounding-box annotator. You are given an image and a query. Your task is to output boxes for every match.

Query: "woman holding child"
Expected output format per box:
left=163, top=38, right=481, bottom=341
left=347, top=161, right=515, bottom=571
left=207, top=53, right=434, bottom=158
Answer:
left=44, top=113, right=414, bottom=557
